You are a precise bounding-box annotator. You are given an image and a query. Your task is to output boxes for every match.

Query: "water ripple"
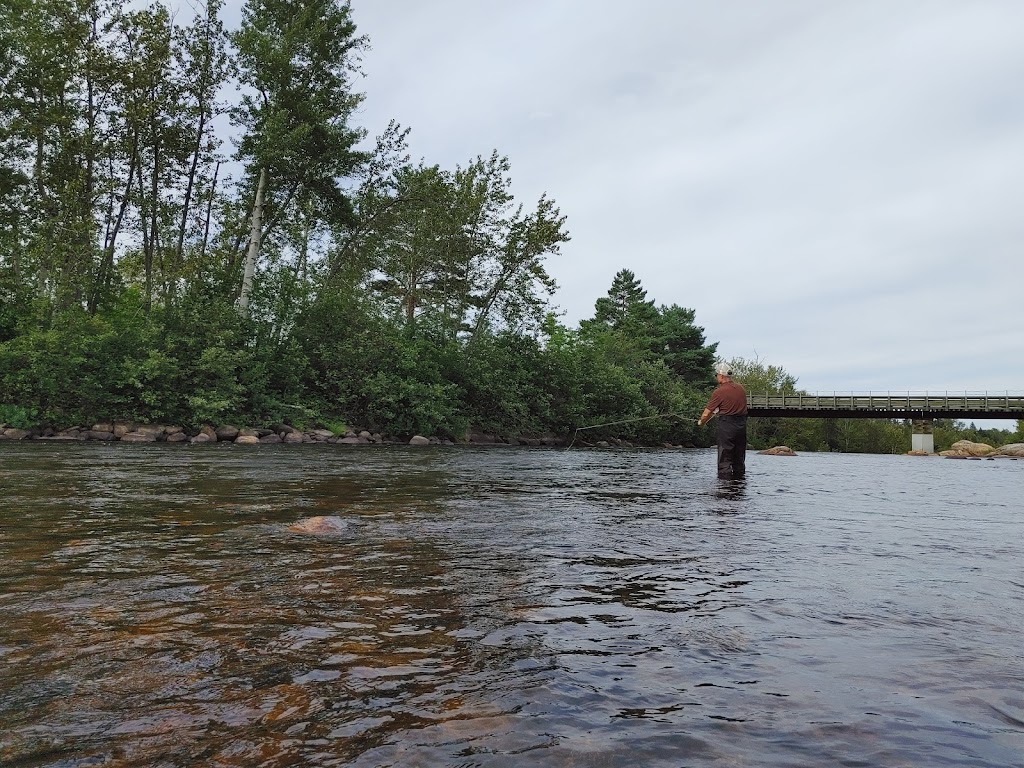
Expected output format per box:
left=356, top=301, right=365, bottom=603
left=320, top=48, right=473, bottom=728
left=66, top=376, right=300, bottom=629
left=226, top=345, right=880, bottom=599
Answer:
left=0, top=444, right=1021, bottom=766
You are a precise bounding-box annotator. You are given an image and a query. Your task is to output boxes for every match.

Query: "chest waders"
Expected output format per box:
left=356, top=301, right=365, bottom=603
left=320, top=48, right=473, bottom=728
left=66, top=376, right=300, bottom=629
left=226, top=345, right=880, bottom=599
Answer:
left=717, top=414, right=747, bottom=479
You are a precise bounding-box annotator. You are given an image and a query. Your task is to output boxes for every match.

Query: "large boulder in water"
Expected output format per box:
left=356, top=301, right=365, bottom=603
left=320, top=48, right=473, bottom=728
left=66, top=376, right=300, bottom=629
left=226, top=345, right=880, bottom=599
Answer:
left=759, top=445, right=796, bottom=456
left=288, top=516, right=348, bottom=535
left=216, top=425, right=240, bottom=441
left=994, top=443, right=1024, bottom=457
left=940, top=440, right=996, bottom=457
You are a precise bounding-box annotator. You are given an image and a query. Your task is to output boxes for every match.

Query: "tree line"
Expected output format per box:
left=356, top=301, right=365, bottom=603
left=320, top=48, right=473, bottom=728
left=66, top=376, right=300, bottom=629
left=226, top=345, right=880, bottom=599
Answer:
left=0, top=0, right=713, bottom=444
left=1, top=0, right=1018, bottom=450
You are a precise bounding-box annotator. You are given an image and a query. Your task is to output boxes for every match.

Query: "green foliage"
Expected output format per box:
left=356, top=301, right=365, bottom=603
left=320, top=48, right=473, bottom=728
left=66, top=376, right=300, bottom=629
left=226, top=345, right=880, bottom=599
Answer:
left=727, top=356, right=799, bottom=396
left=0, top=272, right=33, bottom=343
left=586, top=269, right=659, bottom=334
left=0, top=404, right=37, bottom=429
left=581, top=269, right=717, bottom=387
left=320, top=419, right=348, bottom=436
left=453, top=334, right=546, bottom=434
left=657, top=304, right=717, bottom=384
left=362, top=370, right=463, bottom=439
left=346, top=149, right=569, bottom=339
left=231, top=0, right=367, bottom=222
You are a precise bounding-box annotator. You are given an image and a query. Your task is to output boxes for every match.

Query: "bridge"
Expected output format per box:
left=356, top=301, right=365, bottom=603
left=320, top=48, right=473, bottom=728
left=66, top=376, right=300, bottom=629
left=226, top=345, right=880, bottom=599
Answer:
left=745, top=392, right=1024, bottom=452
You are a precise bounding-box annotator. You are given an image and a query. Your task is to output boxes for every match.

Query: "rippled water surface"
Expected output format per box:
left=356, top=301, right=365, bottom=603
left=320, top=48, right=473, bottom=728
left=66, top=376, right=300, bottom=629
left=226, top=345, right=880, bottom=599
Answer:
left=1, top=443, right=1022, bottom=767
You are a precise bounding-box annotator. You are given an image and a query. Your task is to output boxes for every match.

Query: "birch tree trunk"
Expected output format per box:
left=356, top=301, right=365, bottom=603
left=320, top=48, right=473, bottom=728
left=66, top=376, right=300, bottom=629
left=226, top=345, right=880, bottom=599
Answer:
left=199, top=160, right=220, bottom=266
left=237, top=167, right=266, bottom=316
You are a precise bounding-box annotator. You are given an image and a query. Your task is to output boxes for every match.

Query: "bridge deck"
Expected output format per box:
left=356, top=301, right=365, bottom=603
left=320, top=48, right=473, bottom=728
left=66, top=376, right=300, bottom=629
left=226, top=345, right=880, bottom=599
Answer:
left=746, top=392, right=1024, bottom=420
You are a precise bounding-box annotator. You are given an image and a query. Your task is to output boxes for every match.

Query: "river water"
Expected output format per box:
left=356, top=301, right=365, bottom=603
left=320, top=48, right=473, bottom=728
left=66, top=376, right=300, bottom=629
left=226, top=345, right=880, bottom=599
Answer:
left=0, top=443, right=1021, bottom=767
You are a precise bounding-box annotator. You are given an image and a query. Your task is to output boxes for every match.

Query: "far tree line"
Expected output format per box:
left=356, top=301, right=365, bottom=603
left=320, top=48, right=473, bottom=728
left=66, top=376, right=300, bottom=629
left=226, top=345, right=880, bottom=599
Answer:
left=1, top=0, right=1018, bottom=451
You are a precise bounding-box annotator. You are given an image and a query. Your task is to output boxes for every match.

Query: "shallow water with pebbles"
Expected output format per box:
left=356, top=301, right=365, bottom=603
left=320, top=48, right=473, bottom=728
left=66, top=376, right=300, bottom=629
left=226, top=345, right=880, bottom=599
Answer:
left=1, top=443, right=1022, bottom=767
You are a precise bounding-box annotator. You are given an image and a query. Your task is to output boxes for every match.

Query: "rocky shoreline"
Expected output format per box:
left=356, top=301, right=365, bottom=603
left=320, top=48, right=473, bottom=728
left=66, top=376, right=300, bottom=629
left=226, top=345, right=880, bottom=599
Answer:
left=936, top=439, right=1024, bottom=458
left=4, top=425, right=1019, bottom=456
left=0, top=421, right=569, bottom=447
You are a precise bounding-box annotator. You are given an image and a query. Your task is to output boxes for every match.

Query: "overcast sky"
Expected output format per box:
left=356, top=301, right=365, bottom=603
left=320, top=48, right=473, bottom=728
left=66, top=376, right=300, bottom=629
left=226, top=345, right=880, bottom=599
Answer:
left=196, top=1, right=1022, bottom=417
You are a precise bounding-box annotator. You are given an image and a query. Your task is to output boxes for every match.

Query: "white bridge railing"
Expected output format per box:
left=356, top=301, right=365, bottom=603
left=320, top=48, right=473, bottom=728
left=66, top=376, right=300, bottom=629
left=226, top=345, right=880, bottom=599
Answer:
left=747, top=391, right=1024, bottom=414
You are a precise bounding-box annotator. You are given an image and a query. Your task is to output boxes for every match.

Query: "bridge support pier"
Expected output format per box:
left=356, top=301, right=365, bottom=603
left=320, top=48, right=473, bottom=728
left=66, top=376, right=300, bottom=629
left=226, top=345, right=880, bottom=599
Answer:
left=911, top=419, right=934, bottom=453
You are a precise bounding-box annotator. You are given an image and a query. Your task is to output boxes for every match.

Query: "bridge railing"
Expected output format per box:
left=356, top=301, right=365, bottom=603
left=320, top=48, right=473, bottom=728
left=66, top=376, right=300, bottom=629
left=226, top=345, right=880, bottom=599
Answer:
left=747, top=391, right=1024, bottom=413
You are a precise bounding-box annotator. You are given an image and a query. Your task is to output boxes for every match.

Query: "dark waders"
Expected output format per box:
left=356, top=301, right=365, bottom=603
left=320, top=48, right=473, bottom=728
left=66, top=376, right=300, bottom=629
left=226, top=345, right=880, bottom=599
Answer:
left=717, top=415, right=747, bottom=479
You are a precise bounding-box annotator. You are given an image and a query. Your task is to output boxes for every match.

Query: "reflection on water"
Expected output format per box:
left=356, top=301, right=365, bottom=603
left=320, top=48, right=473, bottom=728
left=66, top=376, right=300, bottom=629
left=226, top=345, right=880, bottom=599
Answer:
left=1, top=444, right=1022, bottom=767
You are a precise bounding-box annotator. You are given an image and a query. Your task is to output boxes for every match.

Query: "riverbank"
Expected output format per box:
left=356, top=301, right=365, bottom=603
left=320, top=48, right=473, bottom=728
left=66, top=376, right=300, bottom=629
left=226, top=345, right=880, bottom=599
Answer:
left=0, top=421, right=573, bottom=447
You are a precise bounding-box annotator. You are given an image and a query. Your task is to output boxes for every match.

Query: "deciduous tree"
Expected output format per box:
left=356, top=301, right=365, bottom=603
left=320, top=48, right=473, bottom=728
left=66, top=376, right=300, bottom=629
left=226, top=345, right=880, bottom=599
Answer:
left=231, top=0, right=367, bottom=315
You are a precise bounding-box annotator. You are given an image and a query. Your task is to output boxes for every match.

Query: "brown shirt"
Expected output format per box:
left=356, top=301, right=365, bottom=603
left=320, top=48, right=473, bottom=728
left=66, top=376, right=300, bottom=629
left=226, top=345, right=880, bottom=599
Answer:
left=705, top=380, right=748, bottom=416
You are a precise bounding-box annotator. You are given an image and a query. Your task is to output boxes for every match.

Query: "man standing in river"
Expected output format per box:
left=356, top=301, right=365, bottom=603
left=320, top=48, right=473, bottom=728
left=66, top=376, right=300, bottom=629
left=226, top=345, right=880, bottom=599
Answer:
left=697, top=362, right=748, bottom=479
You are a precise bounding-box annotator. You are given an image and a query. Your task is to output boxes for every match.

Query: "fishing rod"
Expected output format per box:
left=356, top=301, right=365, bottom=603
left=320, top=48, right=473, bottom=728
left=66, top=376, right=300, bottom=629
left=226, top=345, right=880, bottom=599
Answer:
left=566, top=409, right=703, bottom=449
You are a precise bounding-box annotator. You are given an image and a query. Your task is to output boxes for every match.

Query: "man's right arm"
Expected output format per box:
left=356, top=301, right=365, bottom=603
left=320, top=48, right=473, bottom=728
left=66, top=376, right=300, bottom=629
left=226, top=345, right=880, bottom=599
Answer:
left=697, top=392, right=720, bottom=426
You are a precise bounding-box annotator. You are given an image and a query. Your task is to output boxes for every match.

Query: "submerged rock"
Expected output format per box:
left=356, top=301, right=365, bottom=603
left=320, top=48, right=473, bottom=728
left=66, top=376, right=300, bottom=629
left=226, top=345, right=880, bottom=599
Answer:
left=288, top=515, right=348, bottom=535
left=759, top=445, right=796, bottom=456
